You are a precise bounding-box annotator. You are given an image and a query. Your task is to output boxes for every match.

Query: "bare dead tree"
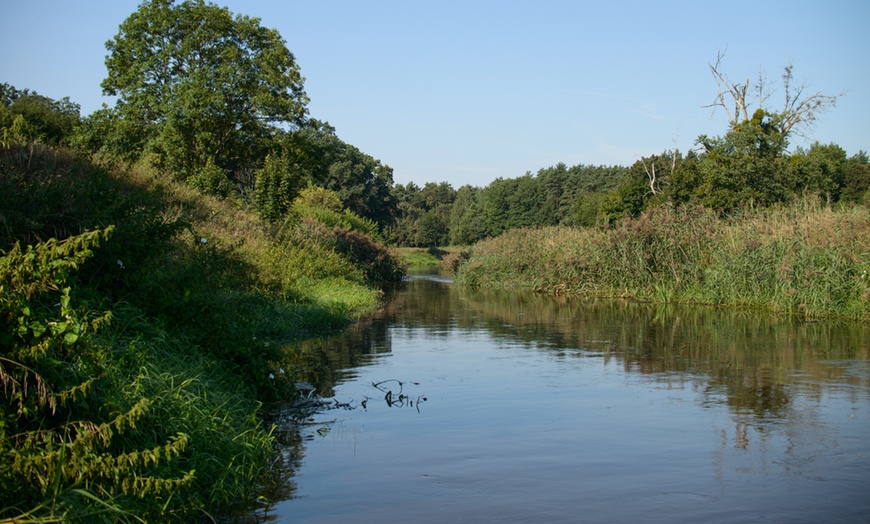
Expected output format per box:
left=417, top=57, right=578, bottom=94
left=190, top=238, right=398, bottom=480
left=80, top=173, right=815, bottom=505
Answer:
left=704, top=50, right=843, bottom=137
left=641, top=148, right=678, bottom=196
left=779, top=63, right=843, bottom=137
left=705, top=50, right=752, bottom=126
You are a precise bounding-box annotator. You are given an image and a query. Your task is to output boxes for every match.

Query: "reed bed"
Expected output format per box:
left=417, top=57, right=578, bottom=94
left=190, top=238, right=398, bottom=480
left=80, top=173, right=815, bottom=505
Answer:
left=455, top=199, right=870, bottom=320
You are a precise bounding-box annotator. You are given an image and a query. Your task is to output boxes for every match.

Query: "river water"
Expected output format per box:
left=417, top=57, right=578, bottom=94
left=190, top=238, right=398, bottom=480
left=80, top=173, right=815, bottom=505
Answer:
left=264, top=273, right=870, bottom=523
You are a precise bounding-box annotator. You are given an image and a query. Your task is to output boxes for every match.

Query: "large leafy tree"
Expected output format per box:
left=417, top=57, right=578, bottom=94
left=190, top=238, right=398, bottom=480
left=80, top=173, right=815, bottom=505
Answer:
left=102, top=0, right=308, bottom=185
left=323, top=144, right=397, bottom=227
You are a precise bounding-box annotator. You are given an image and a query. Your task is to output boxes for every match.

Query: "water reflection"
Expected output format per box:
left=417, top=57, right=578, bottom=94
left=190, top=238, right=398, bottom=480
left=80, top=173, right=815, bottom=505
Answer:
left=289, top=278, right=868, bottom=418
left=266, top=274, right=870, bottom=523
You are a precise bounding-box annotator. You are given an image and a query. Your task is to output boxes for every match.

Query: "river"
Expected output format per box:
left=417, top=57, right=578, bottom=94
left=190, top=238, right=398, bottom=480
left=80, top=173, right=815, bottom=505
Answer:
left=262, top=273, right=870, bottom=523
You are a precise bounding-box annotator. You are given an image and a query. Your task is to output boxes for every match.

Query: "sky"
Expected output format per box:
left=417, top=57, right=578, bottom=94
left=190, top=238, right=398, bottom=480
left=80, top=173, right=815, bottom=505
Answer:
left=1, top=0, right=868, bottom=188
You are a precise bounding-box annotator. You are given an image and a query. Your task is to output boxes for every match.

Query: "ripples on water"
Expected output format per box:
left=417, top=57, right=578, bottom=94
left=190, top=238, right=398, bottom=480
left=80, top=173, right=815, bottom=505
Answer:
left=264, top=275, right=870, bottom=523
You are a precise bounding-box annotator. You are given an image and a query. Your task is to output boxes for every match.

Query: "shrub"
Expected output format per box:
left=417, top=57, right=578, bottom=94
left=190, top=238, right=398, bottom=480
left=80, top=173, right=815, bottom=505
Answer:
left=0, top=230, right=195, bottom=521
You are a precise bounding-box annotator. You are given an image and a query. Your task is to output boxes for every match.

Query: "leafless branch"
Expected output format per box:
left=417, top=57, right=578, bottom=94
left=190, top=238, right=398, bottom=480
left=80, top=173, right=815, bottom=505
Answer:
left=703, top=50, right=750, bottom=125
left=703, top=51, right=843, bottom=138
left=779, top=62, right=843, bottom=137
left=641, top=149, right=677, bottom=196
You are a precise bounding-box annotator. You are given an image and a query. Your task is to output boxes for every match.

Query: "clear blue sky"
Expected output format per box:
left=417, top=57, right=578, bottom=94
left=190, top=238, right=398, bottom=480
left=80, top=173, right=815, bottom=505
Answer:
left=2, top=0, right=868, bottom=188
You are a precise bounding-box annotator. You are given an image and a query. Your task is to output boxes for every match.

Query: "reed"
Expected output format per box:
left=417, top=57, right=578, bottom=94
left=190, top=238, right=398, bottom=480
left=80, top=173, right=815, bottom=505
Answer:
left=455, top=199, right=870, bottom=320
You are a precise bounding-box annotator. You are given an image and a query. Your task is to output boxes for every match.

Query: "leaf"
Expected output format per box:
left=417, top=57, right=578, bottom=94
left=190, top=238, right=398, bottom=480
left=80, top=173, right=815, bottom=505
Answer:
left=30, top=321, right=47, bottom=338
left=53, top=321, right=69, bottom=335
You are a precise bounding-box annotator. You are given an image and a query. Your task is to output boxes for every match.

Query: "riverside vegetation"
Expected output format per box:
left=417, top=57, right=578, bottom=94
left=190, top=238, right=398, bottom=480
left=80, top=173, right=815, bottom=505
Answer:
left=2, top=0, right=869, bottom=521
left=3, top=2, right=405, bottom=519
left=451, top=200, right=870, bottom=320
left=0, top=141, right=401, bottom=519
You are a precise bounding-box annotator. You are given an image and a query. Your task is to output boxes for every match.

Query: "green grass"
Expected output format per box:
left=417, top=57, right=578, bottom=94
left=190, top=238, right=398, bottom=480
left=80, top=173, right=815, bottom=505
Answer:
left=1, top=142, right=399, bottom=521
left=395, top=247, right=441, bottom=268
left=454, top=199, right=870, bottom=320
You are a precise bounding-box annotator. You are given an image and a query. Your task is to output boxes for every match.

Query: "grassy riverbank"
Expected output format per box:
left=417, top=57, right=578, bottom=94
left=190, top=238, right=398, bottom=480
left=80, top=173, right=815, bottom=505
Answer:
left=454, top=199, right=870, bottom=320
left=1, top=143, right=400, bottom=521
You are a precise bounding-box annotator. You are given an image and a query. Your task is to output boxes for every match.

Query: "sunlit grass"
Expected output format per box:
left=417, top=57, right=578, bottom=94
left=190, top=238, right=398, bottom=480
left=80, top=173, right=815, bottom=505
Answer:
left=455, top=198, right=870, bottom=320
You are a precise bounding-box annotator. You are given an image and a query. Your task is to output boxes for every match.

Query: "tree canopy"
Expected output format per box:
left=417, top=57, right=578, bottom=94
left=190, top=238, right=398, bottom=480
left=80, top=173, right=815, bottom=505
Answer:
left=0, top=83, right=80, bottom=145
left=102, top=0, right=308, bottom=181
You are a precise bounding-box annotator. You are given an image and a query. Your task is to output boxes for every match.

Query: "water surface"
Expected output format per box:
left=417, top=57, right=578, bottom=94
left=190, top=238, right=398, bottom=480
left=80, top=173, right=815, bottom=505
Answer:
left=266, top=274, right=870, bottom=523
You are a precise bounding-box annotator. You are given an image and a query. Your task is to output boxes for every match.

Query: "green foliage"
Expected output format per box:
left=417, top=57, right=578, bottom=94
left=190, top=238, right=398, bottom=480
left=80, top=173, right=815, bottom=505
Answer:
left=282, top=188, right=403, bottom=283
left=396, top=247, right=441, bottom=269
left=387, top=163, right=628, bottom=247
left=322, top=143, right=398, bottom=228
left=290, top=186, right=380, bottom=238
left=786, top=142, right=848, bottom=203
left=0, top=229, right=198, bottom=521
left=187, top=156, right=232, bottom=197
left=0, top=114, right=28, bottom=149
left=388, top=182, right=456, bottom=247
left=414, top=208, right=449, bottom=247
left=598, top=165, right=651, bottom=222
left=695, top=109, right=790, bottom=211
left=0, top=83, right=81, bottom=146
left=101, top=0, right=308, bottom=182
left=292, top=185, right=343, bottom=213
left=448, top=185, right=487, bottom=245
left=0, top=143, right=119, bottom=248
left=455, top=199, right=870, bottom=320
left=841, top=151, right=870, bottom=204
left=571, top=191, right=606, bottom=227
left=253, top=152, right=304, bottom=221
left=1, top=123, right=397, bottom=519
left=483, top=175, right=544, bottom=236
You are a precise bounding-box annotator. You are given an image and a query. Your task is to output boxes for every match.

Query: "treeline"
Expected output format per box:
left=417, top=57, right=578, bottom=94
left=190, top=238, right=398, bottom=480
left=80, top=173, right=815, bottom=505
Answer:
left=386, top=163, right=628, bottom=246
left=387, top=60, right=868, bottom=247
left=387, top=138, right=869, bottom=248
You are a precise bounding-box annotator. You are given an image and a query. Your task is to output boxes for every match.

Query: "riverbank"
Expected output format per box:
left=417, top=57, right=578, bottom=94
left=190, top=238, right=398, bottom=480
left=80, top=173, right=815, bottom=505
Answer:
left=453, top=199, right=870, bottom=320
left=0, top=142, right=400, bottom=521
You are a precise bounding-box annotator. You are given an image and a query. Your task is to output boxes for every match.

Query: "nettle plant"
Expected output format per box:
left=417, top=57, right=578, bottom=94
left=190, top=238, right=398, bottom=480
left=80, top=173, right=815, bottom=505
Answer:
left=0, top=228, right=192, bottom=520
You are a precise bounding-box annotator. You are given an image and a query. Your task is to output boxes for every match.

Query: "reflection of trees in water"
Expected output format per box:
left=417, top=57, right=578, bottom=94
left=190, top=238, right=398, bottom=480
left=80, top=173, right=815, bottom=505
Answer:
left=285, top=278, right=868, bottom=413
left=464, top=286, right=869, bottom=455
left=278, top=317, right=393, bottom=397
left=279, top=276, right=869, bottom=462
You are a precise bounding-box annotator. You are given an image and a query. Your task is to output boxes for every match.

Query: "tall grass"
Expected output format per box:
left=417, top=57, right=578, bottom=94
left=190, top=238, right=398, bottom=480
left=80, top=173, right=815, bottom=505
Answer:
left=455, top=199, right=870, bottom=320
left=1, top=142, right=400, bottom=520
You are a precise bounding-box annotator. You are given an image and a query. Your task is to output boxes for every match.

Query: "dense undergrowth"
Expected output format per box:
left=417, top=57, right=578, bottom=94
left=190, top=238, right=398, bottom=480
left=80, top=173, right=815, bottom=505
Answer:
left=0, top=142, right=402, bottom=521
left=454, top=199, right=870, bottom=320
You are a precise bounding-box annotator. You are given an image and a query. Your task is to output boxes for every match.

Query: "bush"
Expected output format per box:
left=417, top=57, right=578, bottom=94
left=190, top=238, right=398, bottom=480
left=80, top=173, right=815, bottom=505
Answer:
left=0, top=230, right=196, bottom=521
